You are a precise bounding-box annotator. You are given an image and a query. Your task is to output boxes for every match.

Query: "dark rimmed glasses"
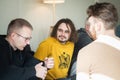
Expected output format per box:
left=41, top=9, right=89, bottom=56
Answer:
left=15, top=33, right=32, bottom=41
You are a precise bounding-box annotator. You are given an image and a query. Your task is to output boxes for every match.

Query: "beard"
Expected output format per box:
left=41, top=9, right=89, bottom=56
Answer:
left=88, top=28, right=97, bottom=40
left=59, top=40, right=67, bottom=44
left=57, top=35, right=68, bottom=44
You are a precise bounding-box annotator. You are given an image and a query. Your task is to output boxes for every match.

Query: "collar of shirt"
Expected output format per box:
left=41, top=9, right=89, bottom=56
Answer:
left=95, top=35, right=120, bottom=50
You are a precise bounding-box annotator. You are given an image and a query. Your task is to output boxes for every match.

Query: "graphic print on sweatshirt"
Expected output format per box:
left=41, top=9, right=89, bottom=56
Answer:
left=59, top=52, right=70, bottom=69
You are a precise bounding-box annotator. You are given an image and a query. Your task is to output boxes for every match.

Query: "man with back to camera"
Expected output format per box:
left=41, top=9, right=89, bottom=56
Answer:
left=0, top=18, right=54, bottom=80
left=77, top=2, right=120, bottom=80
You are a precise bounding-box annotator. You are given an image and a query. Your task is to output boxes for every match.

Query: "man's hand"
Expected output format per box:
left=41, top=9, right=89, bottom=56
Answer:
left=35, top=62, right=47, bottom=80
left=44, top=57, right=54, bottom=69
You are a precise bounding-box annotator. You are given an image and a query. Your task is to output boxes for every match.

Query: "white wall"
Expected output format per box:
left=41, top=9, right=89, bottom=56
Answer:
left=0, top=0, right=120, bottom=51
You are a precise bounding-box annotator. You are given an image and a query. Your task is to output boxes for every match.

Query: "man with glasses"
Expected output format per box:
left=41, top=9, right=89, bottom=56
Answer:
left=34, top=18, right=77, bottom=80
left=0, top=18, right=54, bottom=80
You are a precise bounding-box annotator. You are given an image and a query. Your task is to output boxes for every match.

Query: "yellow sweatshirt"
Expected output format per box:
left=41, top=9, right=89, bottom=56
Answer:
left=34, top=37, right=74, bottom=79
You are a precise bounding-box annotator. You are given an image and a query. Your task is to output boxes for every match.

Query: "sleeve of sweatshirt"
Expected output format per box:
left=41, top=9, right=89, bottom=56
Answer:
left=0, top=55, right=38, bottom=80
left=0, top=54, right=44, bottom=80
left=0, top=47, right=43, bottom=80
left=1, top=65, right=36, bottom=80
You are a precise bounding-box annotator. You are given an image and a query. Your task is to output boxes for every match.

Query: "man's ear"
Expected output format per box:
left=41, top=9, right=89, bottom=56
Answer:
left=96, top=21, right=105, bottom=35
left=96, top=23, right=101, bottom=31
left=10, top=32, right=16, bottom=39
left=85, top=25, right=90, bottom=32
left=96, top=21, right=103, bottom=32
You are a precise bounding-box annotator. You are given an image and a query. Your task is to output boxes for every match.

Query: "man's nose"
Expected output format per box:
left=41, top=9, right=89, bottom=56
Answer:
left=26, top=40, right=30, bottom=45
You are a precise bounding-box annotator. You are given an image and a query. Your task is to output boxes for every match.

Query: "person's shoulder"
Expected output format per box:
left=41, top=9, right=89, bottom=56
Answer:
left=77, top=28, right=91, bottom=39
left=0, top=35, right=8, bottom=47
left=44, top=37, right=56, bottom=43
left=78, top=41, right=113, bottom=57
left=78, top=42, right=102, bottom=55
left=77, top=28, right=86, bottom=34
left=66, top=41, right=74, bottom=46
left=39, top=37, right=56, bottom=45
left=81, top=41, right=105, bottom=49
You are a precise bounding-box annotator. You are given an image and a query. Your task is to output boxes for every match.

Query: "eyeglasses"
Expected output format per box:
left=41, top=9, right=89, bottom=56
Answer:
left=15, top=33, right=32, bottom=41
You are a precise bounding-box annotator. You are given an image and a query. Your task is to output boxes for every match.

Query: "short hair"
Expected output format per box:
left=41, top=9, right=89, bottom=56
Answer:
left=51, top=18, right=77, bottom=43
left=7, top=18, right=33, bottom=36
left=87, top=2, right=118, bottom=29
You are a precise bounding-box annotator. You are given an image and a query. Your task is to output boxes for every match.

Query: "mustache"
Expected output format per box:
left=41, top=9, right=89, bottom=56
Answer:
left=58, top=35, right=66, bottom=39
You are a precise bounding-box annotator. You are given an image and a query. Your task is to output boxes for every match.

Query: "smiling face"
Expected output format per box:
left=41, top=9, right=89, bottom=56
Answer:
left=56, top=23, right=71, bottom=44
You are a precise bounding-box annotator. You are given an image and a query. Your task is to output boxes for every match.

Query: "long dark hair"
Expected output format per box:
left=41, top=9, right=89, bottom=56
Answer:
left=51, top=18, right=77, bottom=43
